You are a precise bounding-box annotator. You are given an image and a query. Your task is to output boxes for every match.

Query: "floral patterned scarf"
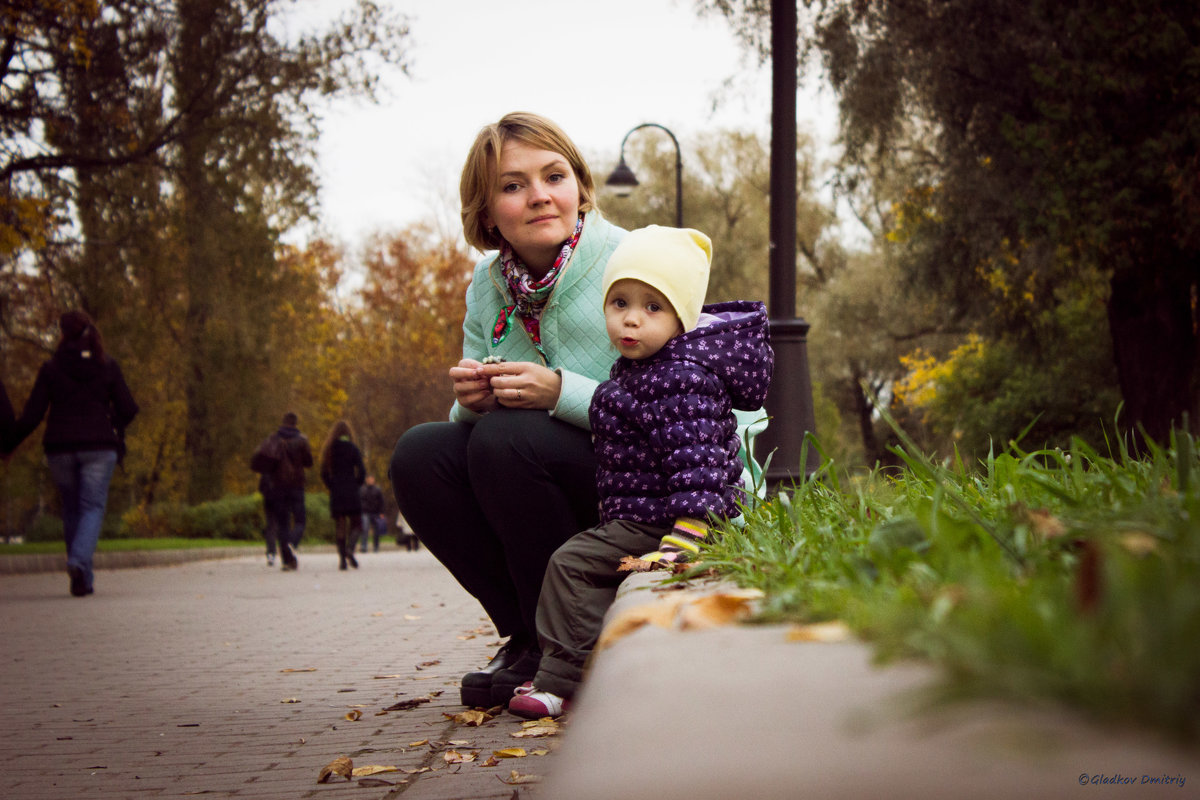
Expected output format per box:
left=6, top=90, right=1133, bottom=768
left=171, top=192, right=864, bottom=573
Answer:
left=491, top=213, right=585, bottom=357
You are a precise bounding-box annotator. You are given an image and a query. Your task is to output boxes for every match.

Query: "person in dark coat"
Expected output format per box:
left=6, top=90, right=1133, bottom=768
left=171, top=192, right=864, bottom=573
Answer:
left=0, top=378, right=14, bottom=451
left=7, top=310, right=139, bottom=596
left=253, top=412, right=313, bottom=571
left=320, top=419, right=366, bottom=570
left=358, top=475, right=387, bottom=552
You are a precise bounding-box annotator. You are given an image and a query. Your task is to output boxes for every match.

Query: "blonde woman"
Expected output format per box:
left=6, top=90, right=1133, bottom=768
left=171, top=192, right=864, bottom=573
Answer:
left=319, top=419, right=366, bottom=570
left=389, top=112, right=628, bottom=707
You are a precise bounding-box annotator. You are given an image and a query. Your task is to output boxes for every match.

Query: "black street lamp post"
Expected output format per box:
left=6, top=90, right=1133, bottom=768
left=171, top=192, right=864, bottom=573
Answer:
left=756, top=0, right=821, bottom=483
left=605, top=122, right=683, bottom=228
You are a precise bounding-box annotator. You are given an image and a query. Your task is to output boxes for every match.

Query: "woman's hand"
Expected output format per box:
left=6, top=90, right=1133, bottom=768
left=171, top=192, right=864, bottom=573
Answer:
left=450, top=359, right=500, bottom=414
left=480, top=361, right=562, bottom=411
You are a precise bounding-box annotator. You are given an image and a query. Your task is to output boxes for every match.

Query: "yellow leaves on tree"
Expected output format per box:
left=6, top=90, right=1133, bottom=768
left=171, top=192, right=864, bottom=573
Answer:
left=893, top=334, right=987, bottom=414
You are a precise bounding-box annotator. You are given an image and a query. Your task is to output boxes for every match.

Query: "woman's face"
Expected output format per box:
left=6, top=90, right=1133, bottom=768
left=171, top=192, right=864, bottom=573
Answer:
left=484, top=140, right=581, bottom=273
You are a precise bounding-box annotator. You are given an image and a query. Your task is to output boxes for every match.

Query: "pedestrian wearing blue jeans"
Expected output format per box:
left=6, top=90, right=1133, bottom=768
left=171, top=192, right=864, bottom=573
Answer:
left=7, top=311, right=139, bottom=596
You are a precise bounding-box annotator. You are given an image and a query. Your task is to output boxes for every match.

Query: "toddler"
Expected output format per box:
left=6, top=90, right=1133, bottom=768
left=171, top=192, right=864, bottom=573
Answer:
left=504, top=225, right=774, bottom=718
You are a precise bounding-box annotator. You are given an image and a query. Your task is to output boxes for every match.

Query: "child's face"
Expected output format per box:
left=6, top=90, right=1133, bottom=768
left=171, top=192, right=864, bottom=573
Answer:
left=604, top=279, right=684, bottom=361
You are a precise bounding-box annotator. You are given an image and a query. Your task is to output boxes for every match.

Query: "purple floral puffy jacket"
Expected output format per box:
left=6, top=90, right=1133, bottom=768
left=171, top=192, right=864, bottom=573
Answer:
left=589, top=300, right=774, bottom=526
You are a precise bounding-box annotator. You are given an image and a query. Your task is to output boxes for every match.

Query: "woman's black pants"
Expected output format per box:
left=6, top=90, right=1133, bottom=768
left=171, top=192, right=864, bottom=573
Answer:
left=388, top=409, right=599, bottom=640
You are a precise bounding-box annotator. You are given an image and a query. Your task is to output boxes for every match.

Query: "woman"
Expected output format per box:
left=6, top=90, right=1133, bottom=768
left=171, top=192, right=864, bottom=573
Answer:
left=9, top=310, right=139, bottom=596
left=389, top=112, right=626, bottom=708
left=320, top=419, right=366, bottom=570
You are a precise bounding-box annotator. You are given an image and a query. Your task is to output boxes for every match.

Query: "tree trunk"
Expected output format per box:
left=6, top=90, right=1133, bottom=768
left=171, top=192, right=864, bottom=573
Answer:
left=177, top=0, right=223, bottom=503
left=1107, top=256, right=1199, bottom=445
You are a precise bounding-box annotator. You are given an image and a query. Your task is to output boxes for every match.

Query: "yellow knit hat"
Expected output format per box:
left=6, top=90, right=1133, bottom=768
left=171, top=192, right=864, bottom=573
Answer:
left=601, top=225, right=713, bottom=331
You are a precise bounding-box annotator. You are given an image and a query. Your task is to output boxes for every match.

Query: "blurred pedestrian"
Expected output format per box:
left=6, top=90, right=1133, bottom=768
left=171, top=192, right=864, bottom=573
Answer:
left=359, top=474, right=386, bottom=552
left=250, top=412, right=313, bottom=571
left=0, top=378, right=14, bottom=452
left=395, top=509, right=420, bottom=552
left=319, top=419, right=365, bottom=570
left=7, top=310, right=139, bottom=596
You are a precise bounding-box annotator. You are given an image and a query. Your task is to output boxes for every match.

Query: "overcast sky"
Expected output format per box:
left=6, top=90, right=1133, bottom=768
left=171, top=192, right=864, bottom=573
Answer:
left=286, top=0, right=837, bottom=248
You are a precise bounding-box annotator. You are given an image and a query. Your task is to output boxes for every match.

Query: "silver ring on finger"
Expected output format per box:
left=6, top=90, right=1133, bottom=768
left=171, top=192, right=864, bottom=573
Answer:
left=517, top=389, right=522, bottom=400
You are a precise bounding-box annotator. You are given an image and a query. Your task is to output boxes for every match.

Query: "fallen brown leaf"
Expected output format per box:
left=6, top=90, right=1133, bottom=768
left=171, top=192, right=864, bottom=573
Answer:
left=383, top=697, right=431, bottom=712
left=352, top=765, right=399, bottom=777
left=786, top=621, right=852, bottom=643
left=494, top=748, right=526, bottom=758
left=1027, top=508, right=1067, bottom=540
left=617, top=555, right=655, bottom=572
left=443, top=750, right=477, bottom=764
left=280, top=697, right=301, bottom=704
left=316, top=756, right=352, bottom=783
left=344, top=709, right=362, bottom=721
left=510, top=718, right=560, bottom=738
left=677, top=590, right=761, bottom=630
left=1119, top=531, right=1158, bottom=557
left=444, top=709, right=493, bottom=726
left=408, top=739, right=429, bottom=748
left=499, top=769, right=542, bottom=785
left=479, top=755, right=501, bottom=767
left=279, top=667, right=317, bottom=673
left=595, top=595, right=687, bottom=650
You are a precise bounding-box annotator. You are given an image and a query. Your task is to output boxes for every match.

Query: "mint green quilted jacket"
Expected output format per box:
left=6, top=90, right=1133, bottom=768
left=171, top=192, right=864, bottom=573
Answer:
left=449, top=211, right=627, bottom=430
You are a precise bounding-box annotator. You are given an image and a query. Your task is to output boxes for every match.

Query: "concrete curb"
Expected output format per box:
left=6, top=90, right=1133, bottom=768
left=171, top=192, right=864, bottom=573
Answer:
left=0, top=546, right=259, bottom=575
left=546, top=570, right=1200, bottom=800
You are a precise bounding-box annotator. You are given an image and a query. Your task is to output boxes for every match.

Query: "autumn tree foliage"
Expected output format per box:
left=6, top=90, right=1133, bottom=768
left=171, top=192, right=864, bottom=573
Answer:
left=0, top=0, right=412, bottom=538
left=342, top=224, right=475, bottom=479
left=702, top=0, right=1198, bottom=452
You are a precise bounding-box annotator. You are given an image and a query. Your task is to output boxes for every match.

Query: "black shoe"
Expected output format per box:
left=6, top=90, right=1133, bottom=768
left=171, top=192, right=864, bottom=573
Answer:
left=489, top=649, right=542, bottom=706
left=460, top=636, right=533, bottom=708
left=67, top=566, right=90, bottom=597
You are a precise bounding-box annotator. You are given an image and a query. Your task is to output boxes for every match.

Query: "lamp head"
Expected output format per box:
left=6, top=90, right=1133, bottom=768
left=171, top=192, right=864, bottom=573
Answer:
left=605, top=158, right=639, bottom=198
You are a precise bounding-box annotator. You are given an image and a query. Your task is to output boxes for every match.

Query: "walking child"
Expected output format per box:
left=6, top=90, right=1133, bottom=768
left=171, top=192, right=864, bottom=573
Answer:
left=501, top=225, right=774, bottom=718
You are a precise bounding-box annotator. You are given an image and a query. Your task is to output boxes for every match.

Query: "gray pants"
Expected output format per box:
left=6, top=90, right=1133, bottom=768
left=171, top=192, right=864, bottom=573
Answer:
left=533, top=519, right=667, bottom=700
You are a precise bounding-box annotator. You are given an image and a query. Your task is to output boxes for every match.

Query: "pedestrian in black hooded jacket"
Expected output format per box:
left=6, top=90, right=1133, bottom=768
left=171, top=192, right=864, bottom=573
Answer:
left=8, top=310, right=139, bottom=596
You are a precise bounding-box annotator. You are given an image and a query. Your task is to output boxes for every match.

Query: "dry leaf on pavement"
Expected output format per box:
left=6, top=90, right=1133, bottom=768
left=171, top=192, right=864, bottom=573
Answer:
left=279, top=667, right=317, bottom=673
left=444, top=709, right=493, bottom=726
left=494, top=748, right=526, bottom=758
left=316, top=756, right=353, bottom=783
left=510, top=719, right=560, bottom=739
left=383, top=697, right=431, bottom=712
left=500, top=769, right=542, bottom=784
left=443, top=750, right=477, bottom=764
left=280, top=697, right=301, bottom=704
left=344, top=709, right=362, bottom=721
left=352, top=765, right=400, bottom=777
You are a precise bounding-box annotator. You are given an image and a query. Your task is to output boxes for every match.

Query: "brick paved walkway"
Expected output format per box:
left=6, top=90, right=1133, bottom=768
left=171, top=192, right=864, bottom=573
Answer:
left=0, top=549, right=556, bottom=799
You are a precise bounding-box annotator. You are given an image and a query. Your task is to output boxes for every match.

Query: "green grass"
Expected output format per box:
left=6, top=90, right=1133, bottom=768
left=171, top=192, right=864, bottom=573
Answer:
left=702, top=422, right=1200, bottom=741
left=0, top=538, right=260, bottom=556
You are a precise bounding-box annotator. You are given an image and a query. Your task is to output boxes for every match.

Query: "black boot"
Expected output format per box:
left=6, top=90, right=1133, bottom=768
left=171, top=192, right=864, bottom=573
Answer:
left=460, top=635, right=534, bottom=708
left=280, top=541, right=298, bottom=571
left=336, top=536, right=348, bottom=570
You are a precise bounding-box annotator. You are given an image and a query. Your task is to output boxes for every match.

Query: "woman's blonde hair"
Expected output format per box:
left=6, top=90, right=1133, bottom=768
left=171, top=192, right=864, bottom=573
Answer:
left=320, top=419, right=356, bottom=474
left=459, top=112, right=597, bottom=253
